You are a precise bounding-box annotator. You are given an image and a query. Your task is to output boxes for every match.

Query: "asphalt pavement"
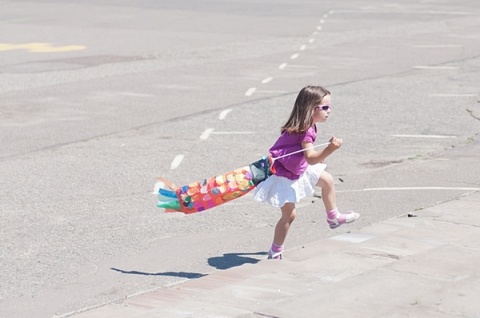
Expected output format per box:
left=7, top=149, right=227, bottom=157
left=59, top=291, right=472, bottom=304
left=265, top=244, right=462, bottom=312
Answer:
left=1, top=1, right=480, bottom=317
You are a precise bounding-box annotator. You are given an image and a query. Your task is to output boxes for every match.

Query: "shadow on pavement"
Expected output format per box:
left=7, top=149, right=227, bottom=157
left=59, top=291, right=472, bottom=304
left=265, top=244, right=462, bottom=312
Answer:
left=208, top=252, right=268, bottom=270
left=110, top=251, right=267, bottom=279
left=111, top=268, right=206, bottom=279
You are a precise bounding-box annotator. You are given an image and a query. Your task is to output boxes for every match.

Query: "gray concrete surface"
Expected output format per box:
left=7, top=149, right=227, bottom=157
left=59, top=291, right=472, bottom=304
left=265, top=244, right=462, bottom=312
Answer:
left=1, top=0, right=479, bottom=317
left=68, top=189, right=480, bottom=318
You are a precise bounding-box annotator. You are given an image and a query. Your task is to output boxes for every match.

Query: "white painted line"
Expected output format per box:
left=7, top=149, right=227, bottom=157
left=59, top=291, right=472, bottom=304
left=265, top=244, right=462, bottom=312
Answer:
left=300, top=45, right=307, bottom=51
left=447, top=34, right=479, bottom=39
left=384, top=4, right=403, bottom=9
left=424, top=10, right=469, bottom=15
left=200, top=128, right=214, bottom=140
left=308, top=38, right=315, bottom=43
left=391, top=134, right=457, bottom=138
left=319, top=19, right=325, bottom=23
left=261, top=77, right=273, bottom=84
left=405, top=187, right=480, bottom=191
left=245, top=87, right=256, bottom=96
left=290, top=53, right=300, bottom=60
left=219, top=109, right=232, bottom=120
left=251, top=90, right=288, bottom=95
left=120, top=92, right=155, bottom=97
left=279, top=63, right=288, bottom=69
left=413, top=44, right=462, bottom=48
left=329, top=10, right=335, bottom=14
left=211, top=131, right=255, bottom=135
left=338, top=187, right=480, bottom=193
left=429, top=93, right=476, bottom=97
left=413, top=66, right=458, bottom=70
left=323, top=14, right=329, bottom=18
left=170, top=154, right=184, bottom=170
left=338, top=9, right=468, bottom=15
left=285, top=64, right=317, bottom=69
left=316, top=26, right=323, bottom=31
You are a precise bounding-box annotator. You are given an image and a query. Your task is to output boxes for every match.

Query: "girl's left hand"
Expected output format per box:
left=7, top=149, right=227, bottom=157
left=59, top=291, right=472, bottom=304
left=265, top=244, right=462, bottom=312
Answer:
left=329, top=136, right=343, bottom=149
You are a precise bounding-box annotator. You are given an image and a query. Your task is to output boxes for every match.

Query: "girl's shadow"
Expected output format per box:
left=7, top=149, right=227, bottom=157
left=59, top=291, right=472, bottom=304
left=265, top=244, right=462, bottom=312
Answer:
left=208, top=251, right=267, bottom=270
left=111, top=251, right=267, bottom=278
left=110, top=268, right=207, bottom=279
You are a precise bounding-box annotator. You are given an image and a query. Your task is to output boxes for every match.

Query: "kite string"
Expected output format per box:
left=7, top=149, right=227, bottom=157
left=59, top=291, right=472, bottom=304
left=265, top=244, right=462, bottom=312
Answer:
left=271, top=142, right=331, bottom=161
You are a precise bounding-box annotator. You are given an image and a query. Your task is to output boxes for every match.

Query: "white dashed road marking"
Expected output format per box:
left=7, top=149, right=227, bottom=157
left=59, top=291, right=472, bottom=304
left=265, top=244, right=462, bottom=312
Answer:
left=210, top=131, right=254, bottom=135
left=413, top=44, right=462, bottom=48
left=414, top=65, right=458, bottom=70
left=262, top=77, right=273, bottom=84
left=219, top=109, right=232, bottom=120
left=245, top=87, right=256, bottom=96
left=200, top=128, right=215, bottom=140
left=338, top=187, right=480, bottom=193
left=120, top=92, right=155, bottom=97
left=253, top=90, right=288, bottom=94
left=170, top=154, right=184, bottom=170
left=430, top=93, right=476, bottom=97
left=285, top=64, right=317, bottom=69
left=391, top=134, right=457, bottom=139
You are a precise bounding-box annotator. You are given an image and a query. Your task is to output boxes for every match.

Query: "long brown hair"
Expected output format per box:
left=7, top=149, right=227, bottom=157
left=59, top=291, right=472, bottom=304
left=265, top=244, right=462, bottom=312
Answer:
left=281, top=86, right=331, bottom=134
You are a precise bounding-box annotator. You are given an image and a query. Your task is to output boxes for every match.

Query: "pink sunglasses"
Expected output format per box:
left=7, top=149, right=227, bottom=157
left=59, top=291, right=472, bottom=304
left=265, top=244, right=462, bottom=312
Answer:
left=316, top=105, right=331, bottom=111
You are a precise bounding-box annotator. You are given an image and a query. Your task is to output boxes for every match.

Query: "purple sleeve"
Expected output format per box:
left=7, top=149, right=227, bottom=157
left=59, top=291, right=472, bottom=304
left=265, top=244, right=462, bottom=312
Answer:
left=302, top=127, right=317, bottom=143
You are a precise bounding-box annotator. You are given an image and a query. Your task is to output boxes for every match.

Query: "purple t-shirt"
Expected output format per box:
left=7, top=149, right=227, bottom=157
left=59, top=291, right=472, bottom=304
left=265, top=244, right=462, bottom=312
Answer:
left=269, top=126, right=317, bottom=180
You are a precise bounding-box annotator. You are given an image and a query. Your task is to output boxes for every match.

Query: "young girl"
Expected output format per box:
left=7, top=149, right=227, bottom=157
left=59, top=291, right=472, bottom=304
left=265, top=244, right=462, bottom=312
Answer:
left=254, top=85, right=359, bottom=260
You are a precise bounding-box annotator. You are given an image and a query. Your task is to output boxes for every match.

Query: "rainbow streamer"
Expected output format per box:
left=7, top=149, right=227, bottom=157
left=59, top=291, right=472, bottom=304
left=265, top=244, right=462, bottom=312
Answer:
left=156, top=156, right=274, bottom=214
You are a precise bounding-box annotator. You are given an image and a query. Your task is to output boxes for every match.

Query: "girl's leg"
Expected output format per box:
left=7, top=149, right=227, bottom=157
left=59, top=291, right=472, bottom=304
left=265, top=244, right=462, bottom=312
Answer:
left=274, top=202, right=296, bottom=246
left=317, top=171, right=359, bottom=229
left=269, top=202, right=296, bottom=259
left=317, top=171, right=336, bottom=211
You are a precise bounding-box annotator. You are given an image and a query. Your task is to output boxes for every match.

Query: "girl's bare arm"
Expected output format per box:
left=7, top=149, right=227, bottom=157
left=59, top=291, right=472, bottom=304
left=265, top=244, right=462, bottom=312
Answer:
left=302, top=136, right=342, bottom=165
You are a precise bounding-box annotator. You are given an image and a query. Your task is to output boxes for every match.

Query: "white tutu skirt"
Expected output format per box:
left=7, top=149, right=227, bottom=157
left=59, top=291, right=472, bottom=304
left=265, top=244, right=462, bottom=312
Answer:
left=254, top=164, right=327, bottom=208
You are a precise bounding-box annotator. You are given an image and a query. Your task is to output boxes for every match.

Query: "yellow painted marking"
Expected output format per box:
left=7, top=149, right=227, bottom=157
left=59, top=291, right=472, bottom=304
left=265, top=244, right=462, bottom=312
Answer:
left=0, top=42, right=86, bottom=53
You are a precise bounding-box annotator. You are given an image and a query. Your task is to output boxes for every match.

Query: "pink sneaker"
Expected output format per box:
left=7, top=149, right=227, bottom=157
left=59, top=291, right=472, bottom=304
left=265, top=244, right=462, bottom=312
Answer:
left=268, top=249, right=283, bottom=260
left=327, top=210, right=360, bottom=229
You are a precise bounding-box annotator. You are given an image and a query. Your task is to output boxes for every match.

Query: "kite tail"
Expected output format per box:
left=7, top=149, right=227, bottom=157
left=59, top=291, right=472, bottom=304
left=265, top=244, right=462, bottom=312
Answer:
left=156, top=156, right=274, bottom=214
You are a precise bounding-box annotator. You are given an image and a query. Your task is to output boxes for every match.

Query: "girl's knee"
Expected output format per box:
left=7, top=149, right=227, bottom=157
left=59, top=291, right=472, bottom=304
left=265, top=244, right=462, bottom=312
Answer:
left=317, top=171, right=334, bottom=188
left=281, top=203, right=296, bottom=223
left=285, top=208, right=296, bottom=223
